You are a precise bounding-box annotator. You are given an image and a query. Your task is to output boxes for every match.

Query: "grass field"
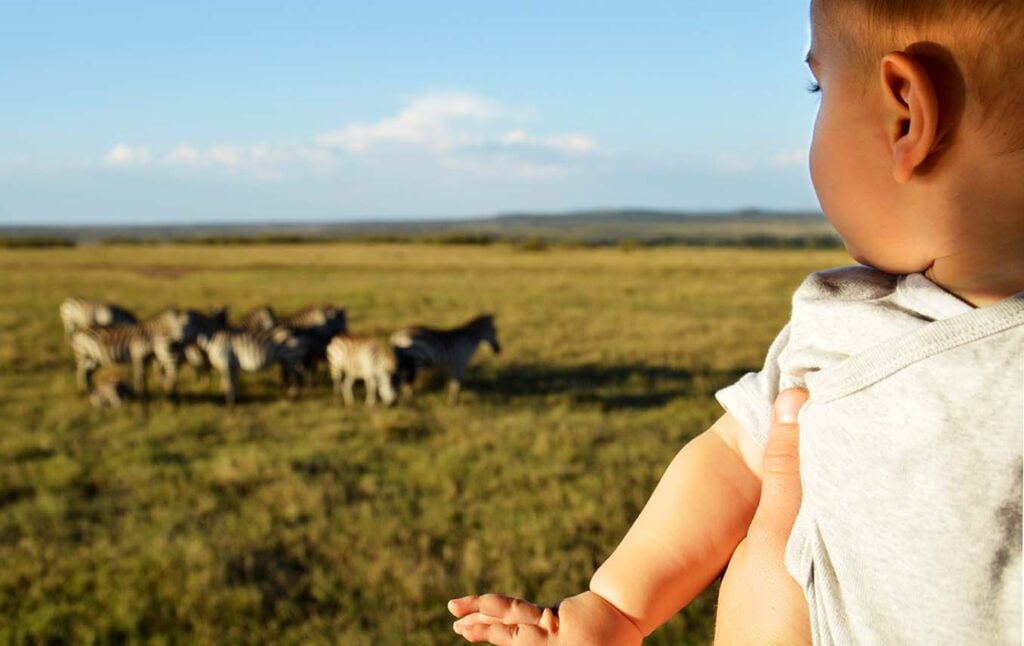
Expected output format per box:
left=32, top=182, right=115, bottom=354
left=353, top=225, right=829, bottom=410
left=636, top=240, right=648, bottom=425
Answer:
left=0, top=242, right=849, bottom=644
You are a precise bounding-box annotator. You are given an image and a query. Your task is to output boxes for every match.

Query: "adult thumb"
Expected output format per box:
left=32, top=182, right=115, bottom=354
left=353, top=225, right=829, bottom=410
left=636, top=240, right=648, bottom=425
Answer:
left=751, top=388, right=809, bottom=551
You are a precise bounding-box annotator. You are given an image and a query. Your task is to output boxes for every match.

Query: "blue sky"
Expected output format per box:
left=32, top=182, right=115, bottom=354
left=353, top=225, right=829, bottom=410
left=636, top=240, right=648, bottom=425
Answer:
left=0, top=1, right=820, bottom=224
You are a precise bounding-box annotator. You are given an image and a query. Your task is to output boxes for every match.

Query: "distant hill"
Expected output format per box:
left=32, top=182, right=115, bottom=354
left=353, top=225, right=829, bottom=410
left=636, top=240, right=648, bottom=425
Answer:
left=0, top=208, right=840, bottom=249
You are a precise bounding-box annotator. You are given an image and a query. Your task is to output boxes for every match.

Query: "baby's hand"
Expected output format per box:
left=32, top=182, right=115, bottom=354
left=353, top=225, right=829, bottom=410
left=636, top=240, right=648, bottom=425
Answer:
left=448, top=593, right=559, bottom=645
left=449, top=591, right=643, bottom=645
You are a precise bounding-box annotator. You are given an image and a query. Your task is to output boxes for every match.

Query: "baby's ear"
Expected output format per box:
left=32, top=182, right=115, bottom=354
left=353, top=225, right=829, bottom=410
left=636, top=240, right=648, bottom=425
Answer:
left=880, top=50, right=940, bottom=183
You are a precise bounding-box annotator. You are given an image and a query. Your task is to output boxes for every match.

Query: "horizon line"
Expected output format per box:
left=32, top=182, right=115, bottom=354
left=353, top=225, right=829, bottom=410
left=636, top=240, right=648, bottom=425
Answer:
left=0, top=207, right=826, bottom=230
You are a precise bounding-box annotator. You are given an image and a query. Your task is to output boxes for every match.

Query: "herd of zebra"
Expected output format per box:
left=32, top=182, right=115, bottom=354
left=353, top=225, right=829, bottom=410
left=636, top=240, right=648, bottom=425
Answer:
left=59, top=297, right=502, bottom=408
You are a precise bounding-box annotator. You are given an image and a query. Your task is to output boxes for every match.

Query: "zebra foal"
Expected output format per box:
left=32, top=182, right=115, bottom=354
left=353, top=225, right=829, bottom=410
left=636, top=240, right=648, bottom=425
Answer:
left=326, top=335, right=397, bottom=407
left=390, top=314, right=501, bottom=404
left=69, top=308, right=199, bottom=396
left=59, top=297, right=137, bottom=337
left=198, top=327, right=310, bottom=405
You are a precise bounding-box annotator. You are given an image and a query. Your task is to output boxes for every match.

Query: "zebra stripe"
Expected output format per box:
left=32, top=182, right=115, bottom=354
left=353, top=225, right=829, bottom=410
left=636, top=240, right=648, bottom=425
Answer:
left=182, top=306, right=230, bottom=385
left=59, top=297, right=137, bottom=337
left=326, top=334, right=397, bottom=407
left=280, top=305, right=346, bottom=336
left=199, top=327, right=311, bottom=405
left=280, top=304, right=348, bottom=379
left=236, top=305, right=278, bottom=332
left=389, top=314, right=501, bottom=404
left=69, top=308, right=198, bottom=396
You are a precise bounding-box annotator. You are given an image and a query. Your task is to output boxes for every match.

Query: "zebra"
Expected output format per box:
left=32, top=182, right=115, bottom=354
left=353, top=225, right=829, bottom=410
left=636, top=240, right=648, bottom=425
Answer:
left=197, top=327, right=311, bottom=405
left=69, top=308, right=200, bottom=396
left=389, top=314, right=501, bottom=404
left=280, top=304, right=348, bottom=381
left=182, top=306, right=230, bottom=387
left=59, top=297, right=137, bottom=337
left=235, top=305, right=278, bottom=332
left=326, top=334, right=398, bottom=407
left=89, top=376, right=132, bottom=408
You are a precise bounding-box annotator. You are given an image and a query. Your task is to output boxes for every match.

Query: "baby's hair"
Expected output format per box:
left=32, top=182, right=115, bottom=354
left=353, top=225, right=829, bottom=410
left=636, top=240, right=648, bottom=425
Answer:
left=816, top=0, right=1024, bottom=152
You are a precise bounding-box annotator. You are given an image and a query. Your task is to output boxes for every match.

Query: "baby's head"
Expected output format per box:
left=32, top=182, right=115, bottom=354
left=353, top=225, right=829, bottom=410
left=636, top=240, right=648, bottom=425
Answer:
left=806, top=0, right=1024, bottom=277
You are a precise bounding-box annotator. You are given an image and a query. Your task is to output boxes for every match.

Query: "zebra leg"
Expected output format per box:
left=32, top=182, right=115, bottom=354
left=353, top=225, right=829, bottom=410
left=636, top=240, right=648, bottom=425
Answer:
left=365, top=374, right=377, bottom=407
left=341, top=374, right=356, bottom=406
left=193, top=358, right=212, bottom=390
left=161, top=358, right=179, bottom=397
left=132, top=355, right=148, bottom=396
left=199, top=357, right=214, bottom=390
left=76, top=358, right=97, bottom=393
left=285, top=363, right=301, bottom=399
left=330, top=364, right=344, bottom=400
left=379, top=371, right=397, bottom=407
left=447, top=378, right=462, bottom=405
left=221, top=366, right=237, bottom=407
left=398, top=360, right=417, bottom=401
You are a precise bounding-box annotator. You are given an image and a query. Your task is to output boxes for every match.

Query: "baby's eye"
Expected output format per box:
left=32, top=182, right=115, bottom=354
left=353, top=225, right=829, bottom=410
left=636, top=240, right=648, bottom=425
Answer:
left=807, top=81, right=822, bottom=94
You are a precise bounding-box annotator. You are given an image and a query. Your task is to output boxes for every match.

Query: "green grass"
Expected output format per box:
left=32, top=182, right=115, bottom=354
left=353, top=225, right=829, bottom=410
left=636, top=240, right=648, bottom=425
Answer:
left=0, top=242, right=849, bottom=644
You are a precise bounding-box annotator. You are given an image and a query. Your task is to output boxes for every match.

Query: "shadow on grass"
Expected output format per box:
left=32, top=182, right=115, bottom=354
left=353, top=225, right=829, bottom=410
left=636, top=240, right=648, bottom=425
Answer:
left=164, top=391, right=281, bottom=406
left=94, top=363, right=754, bottom=412
left=420, top=362, right=754, bottom=411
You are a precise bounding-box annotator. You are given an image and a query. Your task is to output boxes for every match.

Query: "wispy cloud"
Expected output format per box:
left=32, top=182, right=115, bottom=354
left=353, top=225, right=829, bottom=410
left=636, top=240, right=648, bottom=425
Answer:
left=104, top=143, right=152, bottom=166
left=100, top=92, right=601, bottom=181
left=717, top=148, right=807, bottom=173
left=315, top=93, right=504, bottom=153
left=102, top=141, right=335, bottom=180
left=500, top=129, right=597, bottom=155
left=769, top=148, right=806, bottom=167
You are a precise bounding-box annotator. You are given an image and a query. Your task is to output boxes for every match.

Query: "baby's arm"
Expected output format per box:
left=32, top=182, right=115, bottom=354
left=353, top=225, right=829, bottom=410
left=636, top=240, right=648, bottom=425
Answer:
left=589, top=412, right=763, bottom=634
left=451, top=412, right=764, bottom=643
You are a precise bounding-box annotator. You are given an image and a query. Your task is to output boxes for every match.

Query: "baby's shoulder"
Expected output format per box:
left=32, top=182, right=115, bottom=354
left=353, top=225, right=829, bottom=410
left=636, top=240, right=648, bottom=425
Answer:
left=784, top=266, right=912, bottom=358
left=794, top=265, right=898, bottom=305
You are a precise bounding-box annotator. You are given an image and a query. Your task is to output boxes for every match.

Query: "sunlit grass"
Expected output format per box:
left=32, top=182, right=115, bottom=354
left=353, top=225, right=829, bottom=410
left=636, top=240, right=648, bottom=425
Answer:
left=0, top=242, right=849, bottom=644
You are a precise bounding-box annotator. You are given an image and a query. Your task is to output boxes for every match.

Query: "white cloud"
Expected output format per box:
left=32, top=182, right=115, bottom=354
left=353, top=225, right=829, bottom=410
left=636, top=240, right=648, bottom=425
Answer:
left=104, top=143, right=152, bottom=166
left=770, top=148, right=806, bottom=167
left=101, top=92, right=599, bottom=181
left=314, top=92, right=598, bottom=165
left=501, top=129, right=597, bottom=155
left=165, top=144, right=202, bottom=165
left=717, top=148, right=807, bottom=173
left=316, top=93, right=502, bottom=153
left=162, top=142, right=333, bottom=171
left=102, top=141, right=335, bottom=180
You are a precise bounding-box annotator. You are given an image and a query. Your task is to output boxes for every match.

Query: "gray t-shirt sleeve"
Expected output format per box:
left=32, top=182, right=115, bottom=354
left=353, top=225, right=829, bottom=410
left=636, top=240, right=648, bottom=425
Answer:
left=715, top=323, right=792, bottom=447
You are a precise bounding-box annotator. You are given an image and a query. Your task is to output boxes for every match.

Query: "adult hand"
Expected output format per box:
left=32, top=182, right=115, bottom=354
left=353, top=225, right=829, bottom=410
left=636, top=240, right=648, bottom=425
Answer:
left=713, top=388, right=812, bottom=646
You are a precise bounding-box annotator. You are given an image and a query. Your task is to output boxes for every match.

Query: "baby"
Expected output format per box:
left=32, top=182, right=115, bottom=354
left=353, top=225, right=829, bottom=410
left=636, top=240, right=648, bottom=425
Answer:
left=450, top=0, right=1024, bottom=643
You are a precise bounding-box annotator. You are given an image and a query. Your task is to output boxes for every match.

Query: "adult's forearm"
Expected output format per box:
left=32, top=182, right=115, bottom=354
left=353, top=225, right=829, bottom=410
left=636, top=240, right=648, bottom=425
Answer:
left=714, top=389, right=811, bottom=646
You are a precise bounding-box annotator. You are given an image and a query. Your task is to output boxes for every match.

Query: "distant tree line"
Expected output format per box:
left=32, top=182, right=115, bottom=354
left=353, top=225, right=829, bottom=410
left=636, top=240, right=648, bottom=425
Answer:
left=0, top=232, right=843, bottom=250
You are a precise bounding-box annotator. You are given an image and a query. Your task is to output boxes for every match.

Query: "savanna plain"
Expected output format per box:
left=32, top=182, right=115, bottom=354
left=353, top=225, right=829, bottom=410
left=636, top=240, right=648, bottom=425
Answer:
left=0, top=242, right=850, bottom=644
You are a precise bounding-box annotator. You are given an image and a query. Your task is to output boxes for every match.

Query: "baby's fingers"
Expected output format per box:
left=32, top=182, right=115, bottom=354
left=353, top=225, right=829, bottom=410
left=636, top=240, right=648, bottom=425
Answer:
left=456, top=621, right=550, bottom=645
left=453, top=612, right=505, bottom=629
left=448, top=594, right=545, bottom=625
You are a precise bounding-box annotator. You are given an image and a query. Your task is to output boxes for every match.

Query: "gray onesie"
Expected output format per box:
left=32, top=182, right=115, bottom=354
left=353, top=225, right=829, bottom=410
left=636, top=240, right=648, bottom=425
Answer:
left=716, top=265, right=1023, bottom=645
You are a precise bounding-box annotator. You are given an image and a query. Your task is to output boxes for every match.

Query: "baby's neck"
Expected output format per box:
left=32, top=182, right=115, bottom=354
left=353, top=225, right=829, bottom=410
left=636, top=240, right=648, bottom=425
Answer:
left=922, top=149, right=1024, bottom=308
left=924, top=236, right=1024, bottom=307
